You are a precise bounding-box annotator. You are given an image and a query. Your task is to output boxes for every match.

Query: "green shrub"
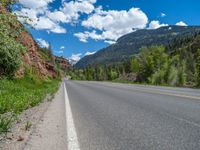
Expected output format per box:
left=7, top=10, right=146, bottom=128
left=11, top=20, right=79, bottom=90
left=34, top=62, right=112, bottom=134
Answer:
left=0, top=113, right=16, bottom=135
left=0, top=32, right=26, bottom=77
left=195, top=49, right=200, bottom=87
left=0, top=0, right=17, bottom=7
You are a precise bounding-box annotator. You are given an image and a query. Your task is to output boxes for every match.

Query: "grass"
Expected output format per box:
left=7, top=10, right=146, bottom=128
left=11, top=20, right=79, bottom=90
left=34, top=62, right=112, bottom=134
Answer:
left=0, top=77, right=60, bottom=134
left=0, top=113, right=15, bottom=135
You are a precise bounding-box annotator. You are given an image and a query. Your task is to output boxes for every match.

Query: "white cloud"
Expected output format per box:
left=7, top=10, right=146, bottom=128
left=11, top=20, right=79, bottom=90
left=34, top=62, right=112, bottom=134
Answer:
left=19, top=0, right=53, bottom=9
left=176, top=21, right=187, bottom=26
left=75, top=7, right=148, bottom=42
left=74, top=32, right=89, bottom=42
left=61, top=0, right=96, bottom=23
left=68, top=53, right=82, bottom=64
left=47, top=11, right=69, bottom=23
left=37, top=38, right=49, bottom=48
left=15, top=8, right=66, bottom=33
left=74, top=30, right=104, bottom=42
left=50, top=25, right=67, bottom=33
left=17, top=0, right=97, bottom=34
left=60, top=46, right=65, bottom=49
left=148, top=20, right=168, bottom=29
left=160, top=13, right=166, bottom=17
left=85, top=51, right=96, bottom=56
left=104, top=40, right=116, bottom=44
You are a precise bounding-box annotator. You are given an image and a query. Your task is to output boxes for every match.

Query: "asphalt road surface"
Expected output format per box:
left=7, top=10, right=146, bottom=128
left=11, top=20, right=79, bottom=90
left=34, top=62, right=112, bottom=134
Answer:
left=65, top=80, right=200, bottom=150
left=24, top=80, right=200, bottom=150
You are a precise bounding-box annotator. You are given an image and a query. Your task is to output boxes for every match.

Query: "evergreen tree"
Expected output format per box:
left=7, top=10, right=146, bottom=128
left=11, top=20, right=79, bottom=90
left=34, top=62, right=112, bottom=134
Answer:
left=195, top=49, right=200, bottom=87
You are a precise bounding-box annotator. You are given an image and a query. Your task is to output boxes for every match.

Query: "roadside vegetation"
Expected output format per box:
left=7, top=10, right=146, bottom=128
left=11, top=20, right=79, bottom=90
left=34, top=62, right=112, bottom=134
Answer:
left=0, top=1, right=61, bottom=135
left=0, top=77, right=60, bottom=134
left=69, top=33, right=200, bottom=88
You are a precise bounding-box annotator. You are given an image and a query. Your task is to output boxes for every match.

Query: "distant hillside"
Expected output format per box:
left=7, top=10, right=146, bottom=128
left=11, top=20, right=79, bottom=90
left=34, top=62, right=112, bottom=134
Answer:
left=76, top=25, right=200, bottom=68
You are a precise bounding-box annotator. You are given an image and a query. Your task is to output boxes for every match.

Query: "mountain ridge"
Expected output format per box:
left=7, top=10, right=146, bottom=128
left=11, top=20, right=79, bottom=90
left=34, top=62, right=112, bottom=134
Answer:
left=75, top=25, right=200, bottom=68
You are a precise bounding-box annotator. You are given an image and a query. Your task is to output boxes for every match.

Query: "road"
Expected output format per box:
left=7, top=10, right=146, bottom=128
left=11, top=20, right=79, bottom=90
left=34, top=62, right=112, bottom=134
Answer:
left=65, top=81, right=200, bottom=150
left=24, top=80, right=200, bottom=150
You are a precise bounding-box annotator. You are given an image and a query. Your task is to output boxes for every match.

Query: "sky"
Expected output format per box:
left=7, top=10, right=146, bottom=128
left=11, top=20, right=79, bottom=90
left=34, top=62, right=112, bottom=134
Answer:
left=14, top=0, right=200, bottom=63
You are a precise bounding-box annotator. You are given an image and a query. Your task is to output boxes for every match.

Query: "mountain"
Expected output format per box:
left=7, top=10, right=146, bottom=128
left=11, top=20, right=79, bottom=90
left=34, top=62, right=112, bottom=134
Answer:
left=75, top=25, right=200, bottom=68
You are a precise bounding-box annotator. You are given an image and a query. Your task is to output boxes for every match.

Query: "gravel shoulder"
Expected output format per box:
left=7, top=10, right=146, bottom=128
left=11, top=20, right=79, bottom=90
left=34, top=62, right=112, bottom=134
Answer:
left=23, top=82, right=67, bottom=150
left=0, top=82, right=66, bottom=150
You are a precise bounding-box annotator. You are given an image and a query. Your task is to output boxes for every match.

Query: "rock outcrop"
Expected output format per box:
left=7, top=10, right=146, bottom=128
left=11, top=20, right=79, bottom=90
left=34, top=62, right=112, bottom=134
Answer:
left=16, top=31, right=57, bottom=78
left=54, top=56, right=72, bottom=71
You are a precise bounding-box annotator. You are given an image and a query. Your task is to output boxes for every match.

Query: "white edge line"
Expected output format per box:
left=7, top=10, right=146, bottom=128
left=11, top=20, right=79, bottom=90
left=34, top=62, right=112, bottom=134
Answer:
left=64, top=82, right=81, bottom=150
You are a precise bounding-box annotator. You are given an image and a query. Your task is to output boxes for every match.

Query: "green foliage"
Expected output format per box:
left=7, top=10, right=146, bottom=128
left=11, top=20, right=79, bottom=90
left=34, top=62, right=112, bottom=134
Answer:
left=38, top=47, right=53, bottom=63
left=70, top=32, right=200, bottom=88
left=151, top=69, right=166, bottom=85
left=0, top=32, right=26, bottom=77
left=25, top=121, right=32, bottom=131
left=0, top=13, right=24, bottom=38
left=195, top=49, right=200, bottom=87
left=0, top=78, right=60, bottom=114
left=130, top=57, right=140, bottom=73
left=137, top=46, right=168, bottom=83
left=167, top=66, right=178, bottom=86
left=0, top=113, right=16, bottom=135
left=0, top=11, right=27, bottom=77
left=76, top=26, right=200, bottom=68
left=0, top=0, right=17, bottom=7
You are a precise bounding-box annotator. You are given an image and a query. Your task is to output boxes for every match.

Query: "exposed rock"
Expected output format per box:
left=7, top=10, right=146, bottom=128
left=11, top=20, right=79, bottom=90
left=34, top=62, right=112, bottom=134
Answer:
left=54, top=56, right=72, bottom=71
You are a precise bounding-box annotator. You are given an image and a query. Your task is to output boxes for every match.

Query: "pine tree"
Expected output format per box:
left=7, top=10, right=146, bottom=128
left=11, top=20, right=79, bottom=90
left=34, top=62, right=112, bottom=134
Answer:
left=195, top=49, right=200, bottom=87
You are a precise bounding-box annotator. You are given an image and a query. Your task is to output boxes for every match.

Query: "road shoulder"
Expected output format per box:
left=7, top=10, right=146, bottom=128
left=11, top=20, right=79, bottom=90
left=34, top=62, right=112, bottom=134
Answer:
left=0, top=82, right=67, bottom=150
left=23, top=82, right=68, bottom=150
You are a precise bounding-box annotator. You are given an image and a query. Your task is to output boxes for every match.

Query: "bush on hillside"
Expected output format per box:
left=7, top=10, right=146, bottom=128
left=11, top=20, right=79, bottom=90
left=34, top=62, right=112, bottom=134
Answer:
left=195, top=49, right=200, bottom=87
left=0, top=0, right=17, bottom=7
left=0, top=32, right=26, bottom=77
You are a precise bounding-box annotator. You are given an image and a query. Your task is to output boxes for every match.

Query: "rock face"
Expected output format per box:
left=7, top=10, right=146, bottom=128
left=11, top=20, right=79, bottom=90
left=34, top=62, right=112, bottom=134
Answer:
left=54, top=56, right=72, bottom=71
left=16, top=31, right=57, bottom=78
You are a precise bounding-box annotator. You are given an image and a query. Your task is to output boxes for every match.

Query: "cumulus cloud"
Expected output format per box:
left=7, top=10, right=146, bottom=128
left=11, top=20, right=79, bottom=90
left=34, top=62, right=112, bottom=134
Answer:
left=176, top=21, right=187, bottom=26
left=85, top=51, right=96, bottom=56
left=148, top=20, right=168, bottom=29
left=16, top=0, right=97, bottom=34
left=37, top=38, right=49, bottom=48
left=74, top=30, right=105, bottom=42
left=61, top=0, right=96, bottom=23
left=47, top=11, right=69, bottom=23
left=75, top=7, right=148, bottom=43
left=68, top=53, right=82, bottom=64
left=19, top=0, right=53, bottom=9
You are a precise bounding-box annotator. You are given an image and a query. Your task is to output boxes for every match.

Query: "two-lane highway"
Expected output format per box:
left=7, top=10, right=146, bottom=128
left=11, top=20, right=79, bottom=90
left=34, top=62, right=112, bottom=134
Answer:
left=65, top=80, right=200, bottom=150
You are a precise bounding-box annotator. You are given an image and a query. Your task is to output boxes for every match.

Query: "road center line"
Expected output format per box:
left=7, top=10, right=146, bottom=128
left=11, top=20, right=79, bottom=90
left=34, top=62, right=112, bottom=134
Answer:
left=64, top=82, right=81, bottom=150
left=131, top=88, right=200, bottom=100
left=98, top=83, right=200, bottom=100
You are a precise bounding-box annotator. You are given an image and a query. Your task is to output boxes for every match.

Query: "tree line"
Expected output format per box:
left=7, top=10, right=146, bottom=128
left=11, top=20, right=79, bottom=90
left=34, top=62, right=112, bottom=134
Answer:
left=69, top=33, right=200, bottom=88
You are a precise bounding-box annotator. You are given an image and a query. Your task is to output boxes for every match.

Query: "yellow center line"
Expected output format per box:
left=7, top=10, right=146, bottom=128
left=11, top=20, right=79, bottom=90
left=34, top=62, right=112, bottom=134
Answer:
left=131, top=87, right=200, bottom=100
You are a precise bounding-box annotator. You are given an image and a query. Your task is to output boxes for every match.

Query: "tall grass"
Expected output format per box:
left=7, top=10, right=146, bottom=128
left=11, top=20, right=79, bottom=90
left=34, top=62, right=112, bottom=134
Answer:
left=0, top=77, right=60, bottom=134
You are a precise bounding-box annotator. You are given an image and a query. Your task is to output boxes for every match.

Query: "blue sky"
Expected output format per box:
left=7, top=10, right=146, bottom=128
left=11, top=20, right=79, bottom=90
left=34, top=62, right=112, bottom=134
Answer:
left=15, top=0, right=200, bottom=63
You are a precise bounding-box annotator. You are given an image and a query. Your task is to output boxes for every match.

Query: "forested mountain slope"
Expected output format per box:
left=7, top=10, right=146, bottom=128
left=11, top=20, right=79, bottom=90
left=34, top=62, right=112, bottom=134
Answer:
left=76, top=26, right=200, bottom=68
